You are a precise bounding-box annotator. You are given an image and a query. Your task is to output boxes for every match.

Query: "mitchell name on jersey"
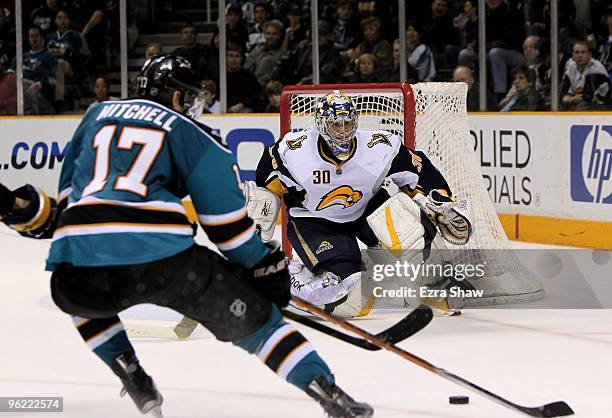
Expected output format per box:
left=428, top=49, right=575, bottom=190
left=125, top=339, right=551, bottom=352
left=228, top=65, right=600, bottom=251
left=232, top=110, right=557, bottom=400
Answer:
left=256, top=128, right=443, bottom=223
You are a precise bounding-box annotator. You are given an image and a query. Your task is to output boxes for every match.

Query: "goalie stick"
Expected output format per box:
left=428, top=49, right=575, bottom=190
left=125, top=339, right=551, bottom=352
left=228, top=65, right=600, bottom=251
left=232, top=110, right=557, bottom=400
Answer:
left=291, top=296, right=574, bottom=418
left=282, top=305, right=433, bottom=351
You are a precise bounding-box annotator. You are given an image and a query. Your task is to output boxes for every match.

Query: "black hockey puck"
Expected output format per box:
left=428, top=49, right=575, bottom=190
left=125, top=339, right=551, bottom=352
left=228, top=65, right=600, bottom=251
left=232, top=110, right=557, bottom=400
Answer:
left=449, top=396, right=469, bottom=404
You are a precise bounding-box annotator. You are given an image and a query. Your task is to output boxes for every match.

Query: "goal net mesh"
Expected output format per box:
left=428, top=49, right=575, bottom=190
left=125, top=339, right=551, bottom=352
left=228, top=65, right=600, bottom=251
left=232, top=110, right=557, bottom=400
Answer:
left=284, top=83, right=543, bottom=305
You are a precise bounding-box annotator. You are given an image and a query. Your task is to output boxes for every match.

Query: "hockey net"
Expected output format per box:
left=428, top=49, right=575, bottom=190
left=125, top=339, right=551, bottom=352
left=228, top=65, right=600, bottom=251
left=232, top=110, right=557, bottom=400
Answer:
left=279, top=83, right=543, bottom=306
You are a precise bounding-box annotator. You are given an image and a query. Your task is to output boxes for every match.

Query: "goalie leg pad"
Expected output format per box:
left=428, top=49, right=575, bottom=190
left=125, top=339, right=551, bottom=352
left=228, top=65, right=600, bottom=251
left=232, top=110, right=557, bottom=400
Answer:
left=366, top=192, right=425, bottom=258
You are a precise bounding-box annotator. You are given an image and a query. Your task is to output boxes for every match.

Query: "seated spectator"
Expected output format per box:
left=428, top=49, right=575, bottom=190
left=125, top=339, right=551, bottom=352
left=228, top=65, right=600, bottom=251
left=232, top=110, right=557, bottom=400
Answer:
left=388, top=38, right=401, bottom=81
left=0, top=7, right=15, bottom=70
left=241, top=1, right=256, bottom=27
left=172, top=22, right=211, bottom=79
left=353, top=16, right=393, bottom=73
left=31, top=0, right=60, bottom=35
left=282, top=4, right=307, bottom=51
left=65, top=0, right=108, bottom=71
left=47, top=9, right=88, bottom=109
left=522, top=35, right=551, bottom=105
left=596, top=7, right=612, bottom=76
left=0, top=69, right=39, bottom=115
left=207, top=32, right=220, bottom=84
left=285, top=20, right=344, bottom=85
left=561, top=41, right=611, bottom=110
left=331, top=0, right=361, bottom=59
left=486, top=0, right=526, bottom=98
left=498, top=65, right=544, bottom=111
left=9, top=25, right=55, bottom=114
left=406, top=21, right=436, bottom=82
left=453, top=65, right=481, bottom=111
left=86, top=75, right=118, bottom=111
left=145, top=42, right=161, bottom=59
left=264, top=80, right=283, bottom=112
left=348, top=52, right=387, bottom=83
left=226, top=5, right=249, bottom=51
left=244, top=19, right=287, bottom=87
left=247, top=2, right=271, bottom=52
left=453, top=0, right=479, bottom=67
left=525, top=0, right=576, bottom=59
left=102, top=1, right=139, bottom=58
left=422, top=0, right=459, bottom=57
left=201, top=79, right=220, bottom=114
left=226, top=43, right=263, bottom=113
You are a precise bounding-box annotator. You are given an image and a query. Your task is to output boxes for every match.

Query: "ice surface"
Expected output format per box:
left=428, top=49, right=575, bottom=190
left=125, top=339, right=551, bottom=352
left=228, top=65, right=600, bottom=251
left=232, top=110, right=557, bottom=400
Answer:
left=1, top=225, right=610, bottom=417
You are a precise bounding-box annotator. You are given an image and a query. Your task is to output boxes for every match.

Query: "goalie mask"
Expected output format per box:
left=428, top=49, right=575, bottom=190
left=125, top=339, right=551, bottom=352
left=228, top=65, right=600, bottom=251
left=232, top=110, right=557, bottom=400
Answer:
left=315, top=91, right=358, bottom=160
left=136, top=54, right=206, bottom=120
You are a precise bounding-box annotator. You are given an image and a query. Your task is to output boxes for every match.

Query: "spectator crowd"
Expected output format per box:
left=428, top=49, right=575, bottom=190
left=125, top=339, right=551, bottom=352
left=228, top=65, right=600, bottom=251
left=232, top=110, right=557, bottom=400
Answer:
left=1, top=0, right=611, bottom=114
left=0, top=0, right=132, bottom=115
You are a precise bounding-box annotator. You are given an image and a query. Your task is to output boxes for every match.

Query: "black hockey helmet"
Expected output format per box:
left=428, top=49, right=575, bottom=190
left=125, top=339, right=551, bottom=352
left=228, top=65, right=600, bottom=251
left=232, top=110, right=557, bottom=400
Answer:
left=136, top=54, right=205, bottom=119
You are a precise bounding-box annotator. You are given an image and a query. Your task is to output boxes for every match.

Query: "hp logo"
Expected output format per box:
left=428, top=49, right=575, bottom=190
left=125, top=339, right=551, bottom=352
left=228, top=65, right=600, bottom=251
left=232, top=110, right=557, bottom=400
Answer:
left=570, top=125, right=612, bottom=204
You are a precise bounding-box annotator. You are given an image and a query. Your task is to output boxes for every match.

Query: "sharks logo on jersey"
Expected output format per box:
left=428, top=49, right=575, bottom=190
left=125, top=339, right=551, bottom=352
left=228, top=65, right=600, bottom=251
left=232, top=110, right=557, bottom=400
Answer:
left=316, top=185, right=363, bottom=211
left=367, top=133, right=392, bottom=148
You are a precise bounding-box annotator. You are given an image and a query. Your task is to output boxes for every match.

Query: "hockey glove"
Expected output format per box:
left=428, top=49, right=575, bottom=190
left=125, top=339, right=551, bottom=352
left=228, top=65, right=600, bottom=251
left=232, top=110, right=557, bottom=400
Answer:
left=0, top=182, right=15, bottom=218
left=252, top=241, right=291, bottom=308
left=413, top=190, right=472, bottom=245
left=243, top=180, right=281, bottom=242
left=1, top=184, right=58, bottom=238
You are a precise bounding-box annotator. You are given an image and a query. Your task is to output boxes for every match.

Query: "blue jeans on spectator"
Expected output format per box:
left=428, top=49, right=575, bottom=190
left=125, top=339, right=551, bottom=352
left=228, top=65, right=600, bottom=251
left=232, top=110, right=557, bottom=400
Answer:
left=488, top=48, right=526, bottom=94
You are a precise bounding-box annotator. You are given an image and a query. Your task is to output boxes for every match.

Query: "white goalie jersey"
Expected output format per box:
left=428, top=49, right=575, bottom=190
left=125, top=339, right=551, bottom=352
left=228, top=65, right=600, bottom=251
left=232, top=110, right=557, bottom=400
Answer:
left=256, top=127, right=453, bottom=223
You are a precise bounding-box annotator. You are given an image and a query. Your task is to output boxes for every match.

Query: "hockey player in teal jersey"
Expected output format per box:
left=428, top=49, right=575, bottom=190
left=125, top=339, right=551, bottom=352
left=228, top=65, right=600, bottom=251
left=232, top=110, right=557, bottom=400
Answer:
left=0, top=55, right=373, bottom=418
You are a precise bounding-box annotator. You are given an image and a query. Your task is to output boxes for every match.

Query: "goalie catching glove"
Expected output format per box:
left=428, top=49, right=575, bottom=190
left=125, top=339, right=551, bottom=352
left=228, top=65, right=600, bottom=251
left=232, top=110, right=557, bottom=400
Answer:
left=413, top=190, right=472, bottom=245
left=251, top=241, right=291, bottom=308
left=243, top=180, right=281, bottom=242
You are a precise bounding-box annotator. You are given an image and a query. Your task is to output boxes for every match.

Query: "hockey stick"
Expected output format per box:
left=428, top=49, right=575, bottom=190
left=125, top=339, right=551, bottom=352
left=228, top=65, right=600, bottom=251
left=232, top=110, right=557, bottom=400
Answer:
left=172, top=316, right=199, bottom=339
left=282, top=305, right=433, bottom=351
left=125, top=316, right=199, bottom=340
left=291, top=296, right=574, bottom=418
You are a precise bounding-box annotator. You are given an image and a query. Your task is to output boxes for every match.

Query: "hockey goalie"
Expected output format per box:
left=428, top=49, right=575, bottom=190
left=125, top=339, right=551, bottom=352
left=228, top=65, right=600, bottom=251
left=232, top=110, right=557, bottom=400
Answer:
left=244, top=91, right=472, bottom=318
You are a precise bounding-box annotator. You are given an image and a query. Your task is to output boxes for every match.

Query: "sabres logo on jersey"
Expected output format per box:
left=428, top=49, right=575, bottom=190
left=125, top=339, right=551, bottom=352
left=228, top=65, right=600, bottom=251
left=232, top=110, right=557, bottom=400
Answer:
left=367, top=133, right=392, bottom=148
left=316, top=185, right=363, bottom=211
left=286, top=135, right=307, bottom=150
